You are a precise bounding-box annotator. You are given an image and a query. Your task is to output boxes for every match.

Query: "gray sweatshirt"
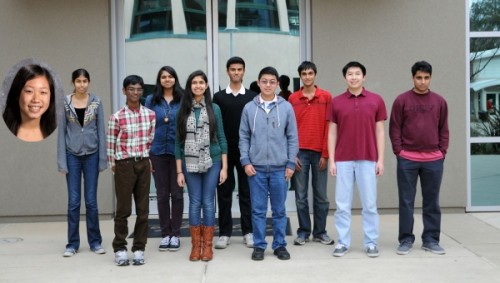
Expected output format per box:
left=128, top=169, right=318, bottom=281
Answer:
left=239, top=95, right=298, bottom=171
left=57, top=93, right=107, bottom=172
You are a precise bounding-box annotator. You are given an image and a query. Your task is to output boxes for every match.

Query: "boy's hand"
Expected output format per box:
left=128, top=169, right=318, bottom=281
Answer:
left=285, top=168, right=294, bottom=181
left=244, top=164, right=256, bottom=176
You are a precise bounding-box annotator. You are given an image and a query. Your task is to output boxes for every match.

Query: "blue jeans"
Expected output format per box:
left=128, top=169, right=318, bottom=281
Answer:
left=248, top=168, right=288, bottom=250
left=184, top=161, right=221, bottom=226
left=292, top=149, right=329, bottom=238
left=335, top=161, right=379, bottom=248
left=397, top=156, right=444, bottom=244
left=66, top=151, right=102, bottom=250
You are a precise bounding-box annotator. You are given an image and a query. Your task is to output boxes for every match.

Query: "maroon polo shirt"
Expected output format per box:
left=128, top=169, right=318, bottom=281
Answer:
left=326, top=88, right=387, bottom=162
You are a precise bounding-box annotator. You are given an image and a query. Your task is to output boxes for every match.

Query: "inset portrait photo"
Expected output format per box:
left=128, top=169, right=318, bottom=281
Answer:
left=1, top=59, right=64, bottom=142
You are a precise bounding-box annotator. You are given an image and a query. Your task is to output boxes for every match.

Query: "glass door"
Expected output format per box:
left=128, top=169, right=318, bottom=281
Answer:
left=115, top=0, right=308, bottom=213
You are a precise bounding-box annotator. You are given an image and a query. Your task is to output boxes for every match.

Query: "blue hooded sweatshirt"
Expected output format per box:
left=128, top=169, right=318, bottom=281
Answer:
left=239, top=95, right=298, bottom=171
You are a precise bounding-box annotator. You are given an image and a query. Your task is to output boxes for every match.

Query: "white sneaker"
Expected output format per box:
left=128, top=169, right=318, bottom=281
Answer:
left=214, top=236, right=230, bottom=249
left=133, top=250, right=145, bottom=265
left=159, top=236, right=170, bottom=251
left=63, top=248, right=77, bottom=257
left=114, top=250, right=129, bottom=266
left=243, top=233, right=254, bottom=248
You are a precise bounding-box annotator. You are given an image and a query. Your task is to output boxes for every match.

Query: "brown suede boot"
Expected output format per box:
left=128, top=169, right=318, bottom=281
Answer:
left=201, top=226, right=214, bottom=261
left=189, top=225, right=201, bottom=261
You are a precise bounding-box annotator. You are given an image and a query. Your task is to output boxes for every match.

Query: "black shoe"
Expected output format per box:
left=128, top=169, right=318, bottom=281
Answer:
left=251, top=248, right=265, bottom=261
left=273, top=246, right=290, bottom=260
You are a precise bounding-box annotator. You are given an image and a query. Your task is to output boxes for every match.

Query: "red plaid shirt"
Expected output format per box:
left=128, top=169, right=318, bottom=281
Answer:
left=107, top=104, right=156, bottom=168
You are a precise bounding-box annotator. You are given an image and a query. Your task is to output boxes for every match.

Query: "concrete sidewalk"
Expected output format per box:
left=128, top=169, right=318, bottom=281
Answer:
left=1, top=212, right=500, bottom=283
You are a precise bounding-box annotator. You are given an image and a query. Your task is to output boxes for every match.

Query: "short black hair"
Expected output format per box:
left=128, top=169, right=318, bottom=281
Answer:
left=297, top=61, right=317, bottom=75
left=123, top=75, right=144, bottom=88
left=342, top=61, right=366, bottom=77
left=258, top=66, right=279, bottom=81
left=411, top=61, right=432, bottom=76
left=226, top=56, right=245, bottom=70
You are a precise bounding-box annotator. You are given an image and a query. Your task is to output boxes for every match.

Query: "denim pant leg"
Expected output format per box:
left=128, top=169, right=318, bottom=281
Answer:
left=184, top=162, right=220, bottom=227
left=420, top=159, right=444, bottom=244
left=269, top=170, right=288, bottom=250
left=292, top=150, right=312, bottom=238
left=309, top=151, right=329, bottom=238
left=82, top=151, right=102, bottom=249
left=217, top=157, right=235, bottom=236
left=355, top=161, right=379, bottom=247
left=66, top=152, right=83, bottom=250
left=396, top=157, right=419, bottom=244
left=185, top=171, right=203, bottom=226
left=248, top=171, right=269, bottom=250
left=201, top=162, right=221, bottom=227
left=334, top=161, right=355, bottom=247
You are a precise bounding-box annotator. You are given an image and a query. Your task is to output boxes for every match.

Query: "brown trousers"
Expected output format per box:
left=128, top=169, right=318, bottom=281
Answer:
left=112, top=157, right=150, bottom=252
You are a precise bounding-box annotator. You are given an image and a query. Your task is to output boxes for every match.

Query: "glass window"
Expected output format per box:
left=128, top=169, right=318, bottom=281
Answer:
left=471, top=143, right=500, bottom=206
left=469, top=0, right=500, bottom=32
left=131, top=0, right=173, bottom=36
left=183, top=0, right=206, bottom=33
left=469, top=37, right=500, bottom=136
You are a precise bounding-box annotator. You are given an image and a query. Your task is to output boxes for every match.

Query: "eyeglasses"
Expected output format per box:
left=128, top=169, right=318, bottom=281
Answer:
left=259, top=80, right=277, bottom=86
left=127, top=88, right=144, bottom=94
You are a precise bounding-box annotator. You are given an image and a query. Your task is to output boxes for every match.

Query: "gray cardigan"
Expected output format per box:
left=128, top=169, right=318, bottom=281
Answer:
left=57, top=93, right=107, bottom=172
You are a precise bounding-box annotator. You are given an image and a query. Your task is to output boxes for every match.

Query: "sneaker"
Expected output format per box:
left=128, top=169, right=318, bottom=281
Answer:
left=159, top=236, right=170, bottom=251
left=397, top=241, right=413, bottom=255
left=114, top=250, right=129, bottom=266
left=243, top=233, right=254, bottom=248
left=293, top=235, right=310, bottom=246
left=422, top=242, right=446, bottom=255
left=251, top=248, right=265, bottom=261
left=273, top=246, right=291, bottom=260
left=366, top=245, right=379, bottom=258
left=214, top=236, right=230, bottom=249
left=313, top=234, right=335, bottom=245
left=169, top=236, right=180, bottom=251
left=332, top=243, right=349, bottom=257
left=133, top=250, right=145, bottom=265
left=63, top=248, right=77, bottom=257
left=91, top=245, right=106, bottom=255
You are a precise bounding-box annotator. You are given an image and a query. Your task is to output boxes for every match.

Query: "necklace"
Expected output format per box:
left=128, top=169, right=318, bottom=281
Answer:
left=163, top=100, right=171, bottom=123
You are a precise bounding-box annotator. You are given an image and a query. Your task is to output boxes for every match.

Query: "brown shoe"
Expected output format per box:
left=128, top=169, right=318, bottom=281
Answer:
left=189, top=225, right=201, bottom=261
left=201, top=226, right=214, bottom=261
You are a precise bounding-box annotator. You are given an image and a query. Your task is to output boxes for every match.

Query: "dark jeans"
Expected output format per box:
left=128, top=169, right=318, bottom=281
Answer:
left=150, top=154, right=184, bottom=237
left=397, top=156, right=444, bottom=244
left=112, top=157, right=150, bottom=252
left=65, top=151, right=102, bottom=251
left=291, top=149, right=329, bottom=238
left=216, top=154, right=252, bottom=236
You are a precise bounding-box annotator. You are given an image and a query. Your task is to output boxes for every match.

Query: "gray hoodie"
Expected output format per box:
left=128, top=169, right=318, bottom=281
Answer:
left=239, top=95, right=298, bottom=171
left=57, top=93, right=107, bottom=172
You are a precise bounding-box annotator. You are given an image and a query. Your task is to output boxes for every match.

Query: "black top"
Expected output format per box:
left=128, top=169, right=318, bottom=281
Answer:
left=213, top=88, right=257, bottom=156
left=75, top=107, right=86, bottom=126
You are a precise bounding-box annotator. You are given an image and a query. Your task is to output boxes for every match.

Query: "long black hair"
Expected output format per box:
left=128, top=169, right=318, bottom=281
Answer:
left=3, top=64, right=57, bottom=138
left=151, top=66, right=183, bottom=106
left=71, top=68, right=90, bottom=93
left=176, top=70, right=216, bottom=143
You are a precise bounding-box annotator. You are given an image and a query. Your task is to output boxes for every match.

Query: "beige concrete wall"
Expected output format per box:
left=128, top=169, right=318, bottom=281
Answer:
left=0, top=0, right=468, bottom=221
left=0, top=0, right=114, bottom=220
left=311, top=0, right=467, bottom=209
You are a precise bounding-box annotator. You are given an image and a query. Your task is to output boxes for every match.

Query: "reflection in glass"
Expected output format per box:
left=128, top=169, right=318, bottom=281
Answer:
left=469, top=0, right=500, bottom=32
left=125, top=0, right=208, bottom=96
left=217, top=0, right=300, bottom=91
left=469, top=37, right=500, bottom=136
left=471, top=143, right=500, bottom=206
